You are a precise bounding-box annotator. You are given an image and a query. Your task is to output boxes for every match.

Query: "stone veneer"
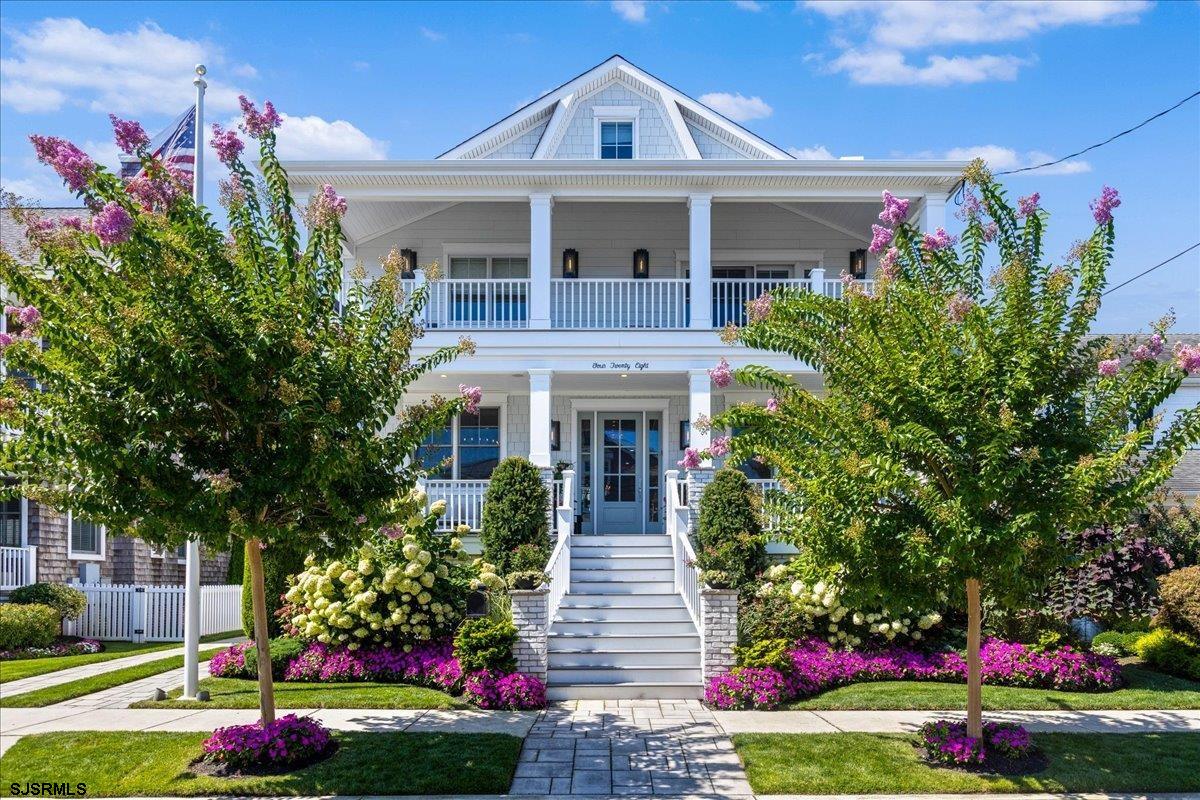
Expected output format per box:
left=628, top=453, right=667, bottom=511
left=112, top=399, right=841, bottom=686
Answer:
left=686, top=468, right=715, bottom=531
left=510, top=587, right=550, bottom=679
left=700, top=588, right=738, bottom=683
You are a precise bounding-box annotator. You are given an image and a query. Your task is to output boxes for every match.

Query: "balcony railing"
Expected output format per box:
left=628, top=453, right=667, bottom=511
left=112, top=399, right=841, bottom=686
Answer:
left=404, top=277, right=874, bottom=330
left=552, top=279, right=689, bottom=329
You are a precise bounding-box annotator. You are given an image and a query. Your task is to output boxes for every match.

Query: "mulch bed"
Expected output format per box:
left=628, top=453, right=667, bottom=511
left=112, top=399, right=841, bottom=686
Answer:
left=916, top=744, right=1049, bottom=776
left=187, top=741, right=340, bottom=778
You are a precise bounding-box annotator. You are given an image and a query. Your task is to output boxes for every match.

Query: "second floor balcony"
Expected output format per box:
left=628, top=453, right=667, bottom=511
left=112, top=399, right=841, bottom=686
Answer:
left=410, top=273, right=874, bottom=331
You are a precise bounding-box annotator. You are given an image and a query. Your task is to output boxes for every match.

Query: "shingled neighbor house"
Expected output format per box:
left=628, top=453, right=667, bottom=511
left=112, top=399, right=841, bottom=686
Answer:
left=1, top=206, right=231, bottom=593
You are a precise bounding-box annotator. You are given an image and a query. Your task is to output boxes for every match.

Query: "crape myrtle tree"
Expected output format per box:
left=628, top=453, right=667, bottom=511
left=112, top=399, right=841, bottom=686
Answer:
left=0, top=99, right=478, bottom=724
left=702, top=160, right=1200, bottom=737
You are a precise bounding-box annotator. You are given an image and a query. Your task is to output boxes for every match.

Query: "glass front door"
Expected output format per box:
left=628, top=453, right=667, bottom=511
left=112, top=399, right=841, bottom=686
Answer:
left=597, top=415, right=641, bottom=534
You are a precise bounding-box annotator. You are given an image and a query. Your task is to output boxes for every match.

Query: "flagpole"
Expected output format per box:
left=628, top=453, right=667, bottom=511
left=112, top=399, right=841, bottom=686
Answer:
left=182, top=63, right=207, bottom=701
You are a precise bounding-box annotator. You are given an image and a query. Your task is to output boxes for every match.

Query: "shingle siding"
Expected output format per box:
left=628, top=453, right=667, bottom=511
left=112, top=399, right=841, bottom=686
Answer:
left=550, top=82, right=683, bottom=160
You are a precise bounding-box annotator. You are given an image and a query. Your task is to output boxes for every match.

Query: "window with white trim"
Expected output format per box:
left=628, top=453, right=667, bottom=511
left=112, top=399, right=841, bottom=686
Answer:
left=448, top=257, right=529, bottom=279
left=446, top=257, right=529, bottom=325
left=420, top=407, right=502, bottom=479
left=68, top=513, right=105, bottom=560
left=599, top=121, right=634, bottom=160
left=1, top=481, right=24, bottom=548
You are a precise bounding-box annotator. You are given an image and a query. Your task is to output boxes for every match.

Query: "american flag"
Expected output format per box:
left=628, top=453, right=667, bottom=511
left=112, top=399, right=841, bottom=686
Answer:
left=119, top=105, right=197, bottom=184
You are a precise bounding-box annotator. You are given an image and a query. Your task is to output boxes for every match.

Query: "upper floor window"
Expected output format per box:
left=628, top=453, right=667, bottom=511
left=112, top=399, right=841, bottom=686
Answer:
left=599, top=121, right=634, bottom=160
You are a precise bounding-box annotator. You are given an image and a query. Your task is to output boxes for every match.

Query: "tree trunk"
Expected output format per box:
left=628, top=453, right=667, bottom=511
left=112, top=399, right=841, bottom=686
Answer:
left=246, top=538, right=276, bottom=726
left=965, top=577, right=982, bottom=739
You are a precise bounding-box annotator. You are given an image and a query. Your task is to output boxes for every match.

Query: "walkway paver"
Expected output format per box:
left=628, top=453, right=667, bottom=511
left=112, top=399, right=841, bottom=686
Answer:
left=0, top=637, right=242, bottom=700
left=714, top=708, right=1200, bottom=734
left=511, top=700, right=754, bottom=797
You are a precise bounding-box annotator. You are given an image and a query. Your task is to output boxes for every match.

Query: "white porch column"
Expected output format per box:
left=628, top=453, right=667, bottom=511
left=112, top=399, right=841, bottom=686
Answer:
left=528, top=369, right=553, bottom=468
left=688, top=194, right=713, bottom=329
left=529, top=193, right=553, bottom=330
left=919, top=193, right=947, bottom=234
left=809, top=267, right=827, bottom=297
left=688, top=369, right=712, bottom=457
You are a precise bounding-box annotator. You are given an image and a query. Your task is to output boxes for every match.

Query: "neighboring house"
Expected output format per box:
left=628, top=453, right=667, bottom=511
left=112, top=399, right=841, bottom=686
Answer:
left=1, top=206, right=231, bottom=592
left=282, top=55, right=1198, bottom=698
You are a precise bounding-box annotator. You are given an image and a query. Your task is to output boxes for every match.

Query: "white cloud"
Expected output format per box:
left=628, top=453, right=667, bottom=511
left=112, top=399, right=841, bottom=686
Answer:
left=699, top=92, right=773, bottom=122
left=788, top=145, right=836, bottom=159
left=351, top=60, right=370, bottom=72
left=0, top=17, right=252, bottom=115
left=829, top=49, right=1028, bottom=86
left=0, top=169, right=80, bottom=205
left=419, top=26, right=446, bottom=42
left=803, top=0, right=1150, bottom=86
left=273, top=114, right=388, bottom=160
left=939, top=144, right=1091, bottom=175
left=734, top=0, right=764, bottom=11
left=611, top=0, right=648, bottom=23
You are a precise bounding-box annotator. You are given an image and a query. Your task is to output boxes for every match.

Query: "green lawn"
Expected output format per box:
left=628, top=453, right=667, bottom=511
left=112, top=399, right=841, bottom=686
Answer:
left=783, top=666, right=1200, bottom=710
left=0, top=631, right=242, bottom=684
left=130, top=676, right=467, bottom=710
left=0, top=649, right=223, bottom=708
left=0, top=730, right=521, bottom=796
left=734, top=732, right=1200, bottom=794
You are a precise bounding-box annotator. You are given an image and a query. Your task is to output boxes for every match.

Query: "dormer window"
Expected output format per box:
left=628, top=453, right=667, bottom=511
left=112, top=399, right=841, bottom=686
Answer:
left=599, top=121, right=634, bottom=159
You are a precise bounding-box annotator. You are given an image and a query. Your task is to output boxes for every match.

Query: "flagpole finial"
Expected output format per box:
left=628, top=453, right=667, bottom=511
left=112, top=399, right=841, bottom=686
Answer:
left=195, top=64, right=207, bottom=76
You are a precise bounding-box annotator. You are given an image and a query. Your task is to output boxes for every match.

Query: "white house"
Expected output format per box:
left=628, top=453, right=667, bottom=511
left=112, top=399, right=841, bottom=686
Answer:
left=283, top=56, right=1196, bottom=698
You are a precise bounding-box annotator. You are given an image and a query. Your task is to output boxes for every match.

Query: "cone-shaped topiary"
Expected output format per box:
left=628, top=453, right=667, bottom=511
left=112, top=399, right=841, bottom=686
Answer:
left=481, top=457, right=550, bottom=574
left=695, top=467, right=768, bottom=590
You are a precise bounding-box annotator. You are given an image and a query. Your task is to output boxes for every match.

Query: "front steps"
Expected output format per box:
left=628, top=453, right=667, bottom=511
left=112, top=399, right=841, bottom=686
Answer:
left=546, top=534, right=702, bottom=700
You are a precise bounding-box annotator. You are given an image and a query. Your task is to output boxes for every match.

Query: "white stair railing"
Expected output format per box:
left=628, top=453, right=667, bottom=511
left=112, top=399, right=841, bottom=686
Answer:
left=545, top=469, right=574, bottom=623
left=666, top=469, right=700, bottom=627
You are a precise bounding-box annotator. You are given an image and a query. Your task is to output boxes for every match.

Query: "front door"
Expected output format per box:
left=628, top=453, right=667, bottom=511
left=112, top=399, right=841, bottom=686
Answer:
left=597, top=415, right=641, bottom=534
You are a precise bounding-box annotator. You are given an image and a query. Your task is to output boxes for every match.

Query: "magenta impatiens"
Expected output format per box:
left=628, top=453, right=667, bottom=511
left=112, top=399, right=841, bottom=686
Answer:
left=202, top=713, right=334, bottom=770
left=920, top=719, right=1034, bottom=766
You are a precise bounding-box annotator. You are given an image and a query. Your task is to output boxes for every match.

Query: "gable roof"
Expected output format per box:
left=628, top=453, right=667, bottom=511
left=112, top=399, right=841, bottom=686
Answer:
left=438, top=55, right=792, bottom=161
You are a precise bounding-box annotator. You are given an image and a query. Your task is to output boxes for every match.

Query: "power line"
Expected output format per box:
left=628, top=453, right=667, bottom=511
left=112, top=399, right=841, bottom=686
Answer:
left=1102, top=242, right=1200, bottom=296
left=997, top=90, right=1200, bottom=176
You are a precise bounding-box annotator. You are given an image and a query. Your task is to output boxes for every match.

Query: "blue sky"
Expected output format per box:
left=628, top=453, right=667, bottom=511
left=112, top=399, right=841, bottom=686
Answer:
left=1, top=0, right=1196, bottom=332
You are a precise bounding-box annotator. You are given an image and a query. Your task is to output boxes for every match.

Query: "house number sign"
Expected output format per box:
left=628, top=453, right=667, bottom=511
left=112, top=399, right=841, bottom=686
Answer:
left=592, top=361, right=650, bottom=371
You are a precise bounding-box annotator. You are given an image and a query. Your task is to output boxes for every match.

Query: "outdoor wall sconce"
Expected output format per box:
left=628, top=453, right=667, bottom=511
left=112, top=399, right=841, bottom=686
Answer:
left=550, top=420, right=561, bottom=451
left=562, top=248, right=579, bottom=279
left=849, top=248, right=867, bottom=279
left=633, top=248, right=650, bottom=279
left=679, top=420, right=690, bottom=449
left=399, top=248, right=418, bottom=280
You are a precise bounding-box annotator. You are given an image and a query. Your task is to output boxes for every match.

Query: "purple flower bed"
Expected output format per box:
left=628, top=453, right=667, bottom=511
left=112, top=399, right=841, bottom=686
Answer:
left=209, top=641, right=253, bottom=678
left=202, top=714, right=334, bottom=770
left=706, top=637, right=1122, bottom=710
left=920, top=719, right=1034, bottom=766
left=0, top=638, right=102, bottom=661
left=462, top=669, right=547, bottom=710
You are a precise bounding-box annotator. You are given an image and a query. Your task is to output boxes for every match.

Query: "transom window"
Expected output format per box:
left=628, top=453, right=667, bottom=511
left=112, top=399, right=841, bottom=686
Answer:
left=420, top=407, right=502, bottom=479
left=68, top=513, right=105, bottom=559
left=448, top=256, right=529, bottom=279
left=599, top=121, right=634, bottom=160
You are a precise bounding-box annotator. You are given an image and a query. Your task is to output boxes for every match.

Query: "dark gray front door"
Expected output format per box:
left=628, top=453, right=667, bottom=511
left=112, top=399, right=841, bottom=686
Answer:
left=597, top=416, right=641, bottom=534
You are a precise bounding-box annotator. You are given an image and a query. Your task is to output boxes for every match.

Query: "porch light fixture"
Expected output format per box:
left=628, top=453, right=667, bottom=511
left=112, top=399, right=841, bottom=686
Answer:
left=633, top=248, right=649, bottom=279
left=399, top=248, right=418, bottom=280
left=563, top=248, right=579, bottom=279
left=679, top=420, right=690, bottom=449
left=550, top=420, right=561, bottom=451
left=849, top=248, right=867, bottom=279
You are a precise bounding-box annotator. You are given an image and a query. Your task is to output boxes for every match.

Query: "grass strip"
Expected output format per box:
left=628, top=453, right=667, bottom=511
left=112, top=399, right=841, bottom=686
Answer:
left=1, top=649, right=222, bottom=707
left=1, top=631, right=241, bottom=685
left=0, top=730, right=521, bottom=796
left=734, top=732, right=1200, bottom=795
left=130, top=676, right=467, bottom=710
left=782, top=665, right=1200, bottom=711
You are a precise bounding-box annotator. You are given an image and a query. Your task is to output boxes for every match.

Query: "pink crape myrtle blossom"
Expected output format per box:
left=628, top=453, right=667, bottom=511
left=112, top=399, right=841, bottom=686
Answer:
left=459, top=384, right=482, bottom=415
left=747, top=292, right=773, bottom=323
left=1132, top=334, right=1165, bottom=362
left=708, top=358, right=733, bottom=388
left=1174, top=342, right=1200, bottom=374
left=946, top=292, right=975, bottom=324
left=1098, top=358, right=1121, bottom=377
left=878, top=191, right=910, bottom=227
left=109, top=115, right=149, bottom=155
left=709, top=435, right=731, bottom=458
left=307, top=184, right=348, bottom=227
left=877, top=246, right=900, bottom=280
left=982, top=221, right=999, bottom=243
left=0, top=333, right=15, bottom=349
left=125, top=168, right=187, bottom=212
left=693, top=413, right=712, bottom=433
left=766, top=397, right=779, bottom=413
left=210, top=124, right=245, bottom=167
left=1017, top=193, right=1041, bottom=217
left=678, top=448, right=702, bottom=470
left=956, top=189, right=982, bottom=221
left=1090, top=186, right=1121, bottom=225
left=869, top=224, right=893, bottom=255
left=238, top=95, right=283, bottom=138
left=922, top=228, right=956, bottom=252
left=91, top=202, right=134, bottom=246
left=29, top=135, right=95, bottom=193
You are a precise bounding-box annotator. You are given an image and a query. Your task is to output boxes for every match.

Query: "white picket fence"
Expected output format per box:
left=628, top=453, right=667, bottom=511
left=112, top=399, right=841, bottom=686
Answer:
left=62, top=583, right=242, bottom=642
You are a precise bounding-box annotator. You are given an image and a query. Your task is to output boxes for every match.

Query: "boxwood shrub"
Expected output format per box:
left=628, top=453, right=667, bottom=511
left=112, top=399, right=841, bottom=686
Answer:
left=453, top=617, right=517, bottom=674
left=8, top=582, right=87, bottom=621
left=695, top=468, right=768, bottom=590
left=0, top=603, right=60, bottom=649
left=480, top=457, right=549, bottom=574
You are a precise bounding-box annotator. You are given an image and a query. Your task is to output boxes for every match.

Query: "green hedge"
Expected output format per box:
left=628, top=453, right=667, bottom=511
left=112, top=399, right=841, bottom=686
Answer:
left=242, top=637, right=305, bottom=680
left=696, top=468, right=768, bottom=590
left=1091, top=630, right=1147, bottom=656
left=0, top=603, right=60, bottom=649
left=480, top=457, right=549, bottom=575
left=453, top=618, right=517, bottom=674
left=7, top=583, right=87, bottom=621
left=1134, top=629, right=1200, bottom=682
left=240, top=542, right=308, bottom=639
left=1157, top=566, right=1200, bottom=639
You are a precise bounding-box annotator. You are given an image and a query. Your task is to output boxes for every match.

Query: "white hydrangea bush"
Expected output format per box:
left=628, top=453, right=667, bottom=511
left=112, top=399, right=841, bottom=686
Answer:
left=285, top=492, right=481, bottom=649
left=757, top=562, right=942, bottom=647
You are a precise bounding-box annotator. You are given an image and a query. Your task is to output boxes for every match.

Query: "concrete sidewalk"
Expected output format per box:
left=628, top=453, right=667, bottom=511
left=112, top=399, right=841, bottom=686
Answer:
left=713, top=708, right=1200, bottom=734
left=0, top=638, right=242, bottom=700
